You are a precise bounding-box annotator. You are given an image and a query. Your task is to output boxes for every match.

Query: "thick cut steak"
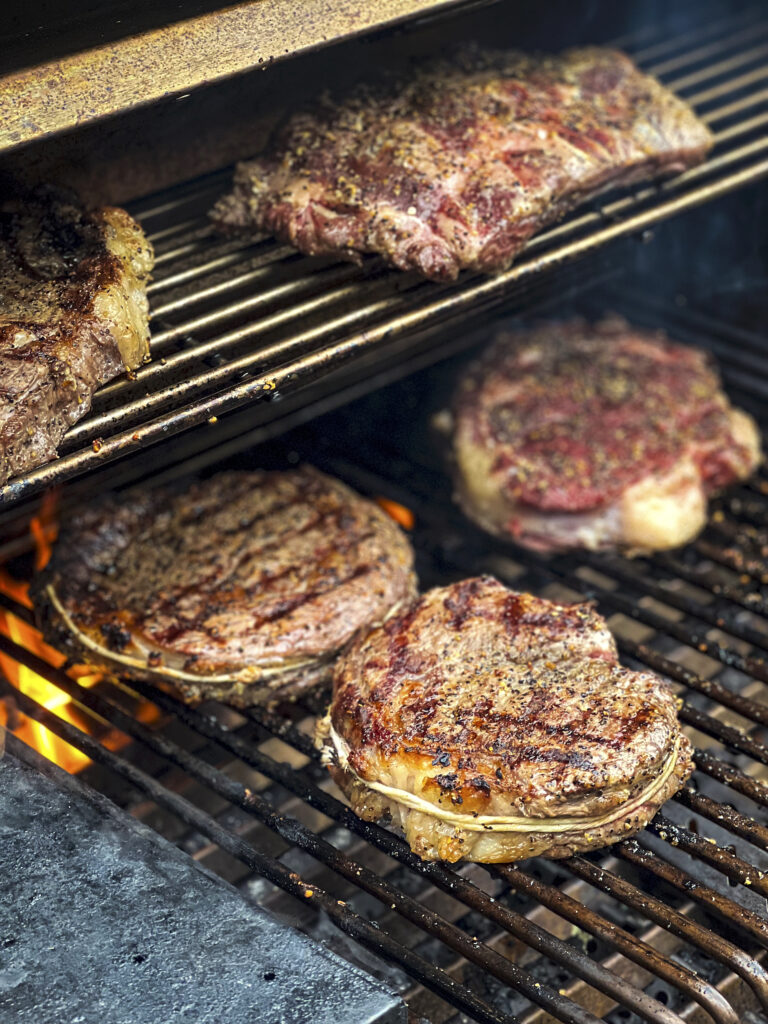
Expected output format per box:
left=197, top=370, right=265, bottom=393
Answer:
left=318, top=577, right=693, bottom=862
left=34, top=466, right=417, bottom=707
left=0, top=187, right=153, bottom=485
left=212, top=48, right=712, bottom=280
left=452, top=317, right=761, bottom=552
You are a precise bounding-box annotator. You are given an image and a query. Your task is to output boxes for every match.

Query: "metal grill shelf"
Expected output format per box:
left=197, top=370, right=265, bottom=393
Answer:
left=0, top=11, right=766, bottom=507
left=2, top=293, right=768, bottom=1024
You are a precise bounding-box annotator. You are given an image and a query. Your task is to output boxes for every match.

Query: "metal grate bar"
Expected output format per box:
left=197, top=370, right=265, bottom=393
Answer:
left=647, top=21, right=768, bottom=78
left=693, top=751, right=768, bottom=811
left=615, top=840, right=768, bottom=949
left=564, top=855, right=768, bottom=1011
left=629, top=7, right=760, bottom=64
left=646, top=814, right=768, bottom=894
left=674, top=785, right=768, bottom=852
left=665, top=42, right=768, bottom=94
left=492, top=865, right=740, bottom=1024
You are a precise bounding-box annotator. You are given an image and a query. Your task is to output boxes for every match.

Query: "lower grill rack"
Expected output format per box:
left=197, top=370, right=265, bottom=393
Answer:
left=2, top=294, right=768, bottom=1024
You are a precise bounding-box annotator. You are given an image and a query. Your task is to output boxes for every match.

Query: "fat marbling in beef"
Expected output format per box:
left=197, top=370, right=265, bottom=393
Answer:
left=452, top=317, right=761, bottom=552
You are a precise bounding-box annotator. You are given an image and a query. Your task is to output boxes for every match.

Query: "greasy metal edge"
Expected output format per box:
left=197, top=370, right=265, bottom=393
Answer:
left=0, top=0, right=475, bottom=153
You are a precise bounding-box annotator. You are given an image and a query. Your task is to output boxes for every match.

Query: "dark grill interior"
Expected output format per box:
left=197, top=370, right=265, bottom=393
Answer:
left=0, top=9, right=765, bottom=507
left=3, top=290, right=768, bottom=1024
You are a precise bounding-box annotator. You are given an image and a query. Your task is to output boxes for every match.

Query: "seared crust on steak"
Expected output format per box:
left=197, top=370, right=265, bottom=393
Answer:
left=318, top=577, right=693, bottom=862
left=453, top=318, right=761, bottom=552
left=212, top=48, right=712, bottom=281
left=0, top=186, right=153, bottom=485
left=33, top=466, right=417, bottom=707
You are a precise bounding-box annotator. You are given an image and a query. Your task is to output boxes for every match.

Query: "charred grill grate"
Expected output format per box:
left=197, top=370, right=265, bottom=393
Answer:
left=2, top=294, right=768, bottom=1024
left=0, top=9, right=766, bottom=507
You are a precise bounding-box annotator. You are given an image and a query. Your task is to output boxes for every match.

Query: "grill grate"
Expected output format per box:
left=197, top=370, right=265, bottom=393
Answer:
left=0, top=10, right=766, bottom=507
left=2, top=294, right=768, bottom=1024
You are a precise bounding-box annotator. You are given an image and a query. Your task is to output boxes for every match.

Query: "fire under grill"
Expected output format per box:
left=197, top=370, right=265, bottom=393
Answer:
left=1, top=291, right=768, bottom=1024
left=0, top=9, right=765, bottom=508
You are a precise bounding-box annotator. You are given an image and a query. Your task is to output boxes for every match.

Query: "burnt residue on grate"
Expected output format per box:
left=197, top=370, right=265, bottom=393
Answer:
left=0, top=740, right=406, bottom=1024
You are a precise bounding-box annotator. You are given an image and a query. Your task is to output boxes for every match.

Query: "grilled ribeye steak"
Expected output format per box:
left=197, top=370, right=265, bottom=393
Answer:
left=453, top=317, right=761, bottom=552
left=212, top=48, right=712, bottom=281
left=34, top=466, right=417, bottom=707
left=0, top=186, right=153, bottom=486
left=318, top=576, right=693, bottom=862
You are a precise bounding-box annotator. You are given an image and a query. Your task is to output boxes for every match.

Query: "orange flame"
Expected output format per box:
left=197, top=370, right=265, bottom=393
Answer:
left=0, top=493, right=164, bottom=772
left=0, top=490, right=104, bottom=772
left=375, top=496, right=415, bottom=531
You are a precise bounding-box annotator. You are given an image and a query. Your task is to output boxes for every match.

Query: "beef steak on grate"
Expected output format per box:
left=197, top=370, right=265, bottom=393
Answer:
left=317, top=576, right=693, bottom=862
left=0, top=186, right=153, bottom=485
left=452, top=317, right=761, bottom=552
left=34, top=466, right=417, bottom=707
left=211, top=48, right=712, bottom=280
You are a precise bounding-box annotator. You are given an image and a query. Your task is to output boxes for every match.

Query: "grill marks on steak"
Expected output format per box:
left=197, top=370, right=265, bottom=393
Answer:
left=0, top=187, right=153, bottom=485
left=319, top=577, right=693, bottom=862
left=453, top=317, right=761, bottom=552
left=211, top=48, right=712, bottom=280
left=34, top=467, right=418, bottom=706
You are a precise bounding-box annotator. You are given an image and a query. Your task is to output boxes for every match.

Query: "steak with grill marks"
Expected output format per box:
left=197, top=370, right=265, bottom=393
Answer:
left=452, top=317, right=761, bottom=552
left=0, top=186, right=153, bottom=486
left=211, top=47, right=712, bottom=281
left=317, top=576, right=693, bottom=862
left=33, top=466, right=417, bottom=706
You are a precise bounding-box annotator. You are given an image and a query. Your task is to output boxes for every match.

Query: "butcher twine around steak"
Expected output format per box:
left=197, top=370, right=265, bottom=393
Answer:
left=0, top=186, right=153, bottom=485
left=452, top=317, right=761, bottom=552
left=317, top=576, right=693, bottom=862
left=211, top=47, right=712, bottom=280
left=33, top=466, right=417, bottom=707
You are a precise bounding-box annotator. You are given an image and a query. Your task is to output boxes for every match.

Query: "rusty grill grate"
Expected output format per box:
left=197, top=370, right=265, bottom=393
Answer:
left=0, top=8, right=766, bottom=507
left=2, top=289, right=768, bottom=1024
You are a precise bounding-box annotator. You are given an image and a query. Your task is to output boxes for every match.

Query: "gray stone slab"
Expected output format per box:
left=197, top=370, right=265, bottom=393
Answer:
left=0, top=737, right=405, bottom=1024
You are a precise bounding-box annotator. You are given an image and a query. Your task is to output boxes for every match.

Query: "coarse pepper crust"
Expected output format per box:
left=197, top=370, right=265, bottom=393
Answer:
left=212, top=48, right=712, bottom=280
left=33, top=466, right=417, bottom=707
left=321, top=577, right=693, bottom=862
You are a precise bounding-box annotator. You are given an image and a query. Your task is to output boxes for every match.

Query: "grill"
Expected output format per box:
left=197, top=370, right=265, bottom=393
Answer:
left=3, top=290, right=768, bottom=1024
left=2, top=1, right=768, bottom=1022
left=0, top=8, right=765, bottom=508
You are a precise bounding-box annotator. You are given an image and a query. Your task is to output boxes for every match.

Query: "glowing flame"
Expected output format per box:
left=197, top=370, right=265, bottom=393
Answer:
left=375, top=496, right=415, bottom=531
left=0, top=492, right=164, bottom=772
left=0, top=490, right=104, bottom=772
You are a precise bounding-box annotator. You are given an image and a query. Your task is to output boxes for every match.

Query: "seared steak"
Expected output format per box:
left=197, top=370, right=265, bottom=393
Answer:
left=0, top=186, right=153, bottom=486
left=212, top=48, right=712, bottom=281
left=318, top=577, right=693, bottom=862
left=34, top=466, right=417, bottom=706
left=453, top=317, right=761, bottom=552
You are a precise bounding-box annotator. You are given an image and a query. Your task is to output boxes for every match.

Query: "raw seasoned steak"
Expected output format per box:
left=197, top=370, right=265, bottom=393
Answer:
left=212, top=48, right=712, bottom=280
left=0, top=186, right=153, bottom=485
left=452, top=317, right=761, bottom=552
left=33, top=466, right=417, bottom=707
left=317, top=576, right=693, bottom=862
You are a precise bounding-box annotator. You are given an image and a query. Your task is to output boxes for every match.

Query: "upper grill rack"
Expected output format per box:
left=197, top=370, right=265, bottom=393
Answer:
left=0, top=9, right=766, bottom=507
left=3, top=294, right=768, bottom=1024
